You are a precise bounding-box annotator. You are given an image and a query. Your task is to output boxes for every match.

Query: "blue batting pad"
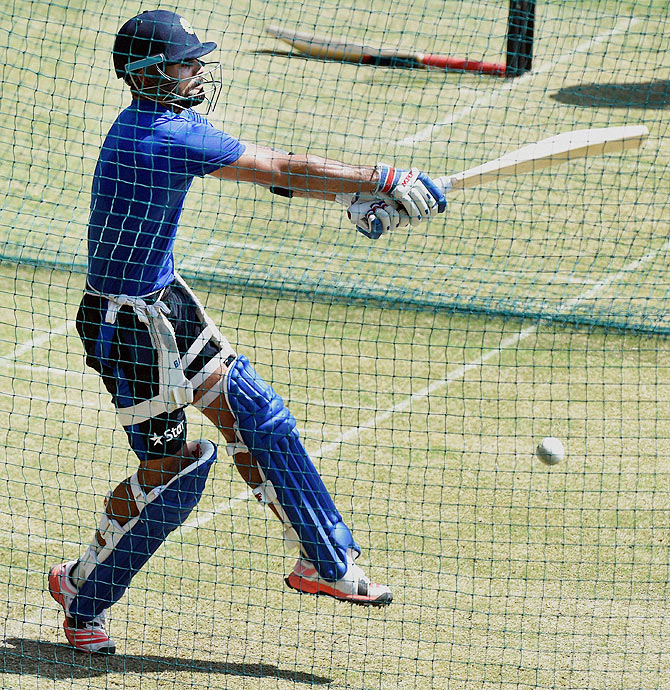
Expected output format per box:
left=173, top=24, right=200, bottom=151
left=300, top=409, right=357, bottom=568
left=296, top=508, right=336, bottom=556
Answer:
left=227, top=355, right=359, bottom=581
left=69, top=441, right=217, bottom=623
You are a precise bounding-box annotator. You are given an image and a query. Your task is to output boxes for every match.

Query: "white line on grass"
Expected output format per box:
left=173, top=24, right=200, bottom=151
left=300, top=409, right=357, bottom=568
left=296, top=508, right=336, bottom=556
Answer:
left=182, top=18, right=642, bottom=272
left=14, top=223, right=666, bottom=538
left=9, top=14, right=651, bottom=633
left=1, top=319, right=75, bottom=366
left=12, top=12, right=656, bottom=535
left=185, top=235, right=669, bottom=532
left=21, top=240, right=668, bottom=550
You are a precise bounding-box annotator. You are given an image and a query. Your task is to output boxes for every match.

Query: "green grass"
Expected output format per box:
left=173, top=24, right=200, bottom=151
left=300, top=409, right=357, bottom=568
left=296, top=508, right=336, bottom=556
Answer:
left=0, top=0, right=669, bottom=688
left=1, top=263, right=668, bottom=689
left=1, top=0, right=668, bottom=328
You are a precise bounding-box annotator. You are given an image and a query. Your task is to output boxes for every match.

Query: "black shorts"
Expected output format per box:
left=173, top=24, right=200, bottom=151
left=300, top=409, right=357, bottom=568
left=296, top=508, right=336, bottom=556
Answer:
left=76, top=278, right=235, bottom=462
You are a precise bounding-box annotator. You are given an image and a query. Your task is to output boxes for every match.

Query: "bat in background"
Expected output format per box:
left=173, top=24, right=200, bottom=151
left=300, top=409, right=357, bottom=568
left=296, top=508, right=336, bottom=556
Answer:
left=347, top=125, right=649, bottom=237
left=266, top=24, right=506, bottom=76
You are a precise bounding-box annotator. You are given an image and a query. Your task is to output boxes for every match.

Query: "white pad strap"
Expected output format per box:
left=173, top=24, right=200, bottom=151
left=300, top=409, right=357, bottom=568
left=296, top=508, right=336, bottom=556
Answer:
left=145, top=301, right=194, bottom=406
left=115, top=352, right=229, bottom=426
left=128, top=473, right=148, bottom=512
left=251, top=476, right=300, bottom=552
left=88, top=277, right=236, bottom=419
left=89, top=287, right=194, bottom=407
left=75, top=513, right=137, bottom=587
left=252, top=479, right=277, bottom=505
left=226, top=441, right=249, bottom=457
left=174, top=273, right=228, bottom=350
left=192, top=375, right=227, bottom=411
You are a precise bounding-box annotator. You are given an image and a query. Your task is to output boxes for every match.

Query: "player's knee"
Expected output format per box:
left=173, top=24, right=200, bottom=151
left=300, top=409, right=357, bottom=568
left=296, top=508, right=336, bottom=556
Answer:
left=138, top=439, right=202, bottom=490
left=69, top=439, right=218, bottom=621
left=226, top=355, right=358, bottom=580
left=226, top=355, right=297, bottom=446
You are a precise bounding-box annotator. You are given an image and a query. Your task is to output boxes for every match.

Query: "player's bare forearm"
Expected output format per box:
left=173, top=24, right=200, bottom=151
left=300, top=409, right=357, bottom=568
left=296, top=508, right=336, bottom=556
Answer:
left=282, top=153, right=378, bottom=197
left=280, top=187, right=338, bottom=201
left=210, top=143, right=379, bottom=198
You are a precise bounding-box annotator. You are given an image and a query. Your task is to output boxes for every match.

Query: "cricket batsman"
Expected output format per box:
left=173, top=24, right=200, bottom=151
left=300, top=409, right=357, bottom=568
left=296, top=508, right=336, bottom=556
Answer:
left=48, top=9, right=447, bottom=653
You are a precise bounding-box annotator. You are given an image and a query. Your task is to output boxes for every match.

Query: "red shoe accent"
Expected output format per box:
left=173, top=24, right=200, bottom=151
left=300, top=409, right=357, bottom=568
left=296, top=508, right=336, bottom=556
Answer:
left=63, top=616, right=116, bottom=655
left=48, top=561, right=116, bottom=654
left=285, top=557, right=393, bottom=607
left=48, top=561, right=78, bottom=611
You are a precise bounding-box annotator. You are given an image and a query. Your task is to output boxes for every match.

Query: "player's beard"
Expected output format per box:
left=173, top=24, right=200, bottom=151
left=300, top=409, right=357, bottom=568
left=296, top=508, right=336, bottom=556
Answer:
left=155, top=77, right=203, bottom=108
left=170, top=66, right=221, bottom=111
left=139, top=63, right=222, bottom=112
left=172, top=87, right=206, bottom=109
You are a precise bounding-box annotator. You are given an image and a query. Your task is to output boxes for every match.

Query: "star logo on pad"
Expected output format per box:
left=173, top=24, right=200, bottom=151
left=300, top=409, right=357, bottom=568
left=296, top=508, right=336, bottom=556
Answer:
left=150, top=433, right=164, bottom=446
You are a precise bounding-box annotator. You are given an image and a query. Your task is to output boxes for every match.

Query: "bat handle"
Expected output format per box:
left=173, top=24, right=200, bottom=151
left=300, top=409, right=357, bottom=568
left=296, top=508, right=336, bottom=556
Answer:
left=434, top=175, right=455, bottom=194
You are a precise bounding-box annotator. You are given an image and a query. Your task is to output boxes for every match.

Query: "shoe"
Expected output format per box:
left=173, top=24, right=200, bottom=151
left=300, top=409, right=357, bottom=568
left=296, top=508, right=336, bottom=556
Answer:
left=285, top=550, right=393, bottom=606
left=48, top=561, right=116, bottom=654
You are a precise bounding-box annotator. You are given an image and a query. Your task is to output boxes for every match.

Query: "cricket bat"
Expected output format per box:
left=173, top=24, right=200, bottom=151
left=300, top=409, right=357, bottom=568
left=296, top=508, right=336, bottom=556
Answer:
left=435, top=125, right=649, bottom=192
left=266, top=24, right=507, bottom=76
left=346, top=125, right=649, bottom=237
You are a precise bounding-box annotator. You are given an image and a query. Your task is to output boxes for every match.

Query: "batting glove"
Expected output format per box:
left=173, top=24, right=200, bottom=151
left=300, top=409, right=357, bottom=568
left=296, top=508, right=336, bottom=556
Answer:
left=349, top=196, right=410, bottom=239
left=336, top=193, right=410, bottom=239
left=374, top=165, right=447, bottom=226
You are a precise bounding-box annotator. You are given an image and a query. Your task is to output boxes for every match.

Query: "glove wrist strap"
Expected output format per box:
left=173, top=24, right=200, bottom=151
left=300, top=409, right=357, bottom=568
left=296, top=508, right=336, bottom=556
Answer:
left=374, top=164, right=400, bottom=194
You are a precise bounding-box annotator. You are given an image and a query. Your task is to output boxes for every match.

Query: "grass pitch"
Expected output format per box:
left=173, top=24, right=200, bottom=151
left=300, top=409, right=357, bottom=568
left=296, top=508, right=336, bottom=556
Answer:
left=0, top=0, right=669, bottom=688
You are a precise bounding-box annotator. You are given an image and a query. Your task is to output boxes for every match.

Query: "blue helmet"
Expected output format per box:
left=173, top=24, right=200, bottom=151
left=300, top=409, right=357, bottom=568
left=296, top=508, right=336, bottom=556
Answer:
left=113, top=10, right=221, bottom=111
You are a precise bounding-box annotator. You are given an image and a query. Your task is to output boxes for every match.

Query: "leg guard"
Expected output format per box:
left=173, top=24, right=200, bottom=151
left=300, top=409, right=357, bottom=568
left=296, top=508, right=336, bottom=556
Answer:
left=68, top=440, right=217, bottom=623
left=225, top=355, right=359, bottom=581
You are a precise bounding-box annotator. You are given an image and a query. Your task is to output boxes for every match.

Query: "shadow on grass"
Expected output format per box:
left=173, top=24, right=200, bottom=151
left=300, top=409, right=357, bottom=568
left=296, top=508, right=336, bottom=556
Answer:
left=551, top=79, right=670, bottom=109
left=1, top=637, right=331, bottom=685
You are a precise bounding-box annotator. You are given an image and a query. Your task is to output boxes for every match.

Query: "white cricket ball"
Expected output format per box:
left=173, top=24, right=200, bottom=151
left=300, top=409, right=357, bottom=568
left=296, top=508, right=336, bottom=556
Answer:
left=536, top=437, right=564, bottom=466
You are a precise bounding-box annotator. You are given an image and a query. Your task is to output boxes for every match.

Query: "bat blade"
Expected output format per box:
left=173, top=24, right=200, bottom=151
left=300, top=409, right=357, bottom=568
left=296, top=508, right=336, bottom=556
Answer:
left=266, top=24, right=505, bottom=74
left=266, top=24, right=418, bottom=65
left=437, top=125, right=649, bottom=191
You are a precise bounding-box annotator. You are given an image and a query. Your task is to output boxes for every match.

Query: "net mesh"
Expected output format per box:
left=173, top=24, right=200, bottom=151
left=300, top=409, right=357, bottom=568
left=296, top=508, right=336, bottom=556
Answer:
left=0, top=1, right=668, bottom=688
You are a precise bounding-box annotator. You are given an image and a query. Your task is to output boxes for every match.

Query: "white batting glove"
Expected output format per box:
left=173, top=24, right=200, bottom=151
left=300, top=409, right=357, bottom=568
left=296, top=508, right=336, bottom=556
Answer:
left=337, top=193, right=410, bottom=239
left=349, top=196, right=407, bottom=239
left=374, top=165, right=447, bottom=226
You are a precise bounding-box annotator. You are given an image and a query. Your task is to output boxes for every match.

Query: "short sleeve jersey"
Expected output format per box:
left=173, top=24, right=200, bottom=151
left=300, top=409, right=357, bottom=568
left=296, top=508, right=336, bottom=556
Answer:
left=87, top=99, right=245, bottom=296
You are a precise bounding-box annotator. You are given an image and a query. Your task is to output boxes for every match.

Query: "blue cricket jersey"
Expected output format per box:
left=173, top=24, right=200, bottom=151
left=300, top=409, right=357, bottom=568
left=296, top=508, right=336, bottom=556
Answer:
left=87, top=98, right=245, bottom=296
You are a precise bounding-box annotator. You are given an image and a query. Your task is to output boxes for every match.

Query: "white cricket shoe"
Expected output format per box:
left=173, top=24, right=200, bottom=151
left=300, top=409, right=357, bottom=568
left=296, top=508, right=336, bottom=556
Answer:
left=48, top=560, right=116, bottom=654
left=285, top=550, right=393, bottom=606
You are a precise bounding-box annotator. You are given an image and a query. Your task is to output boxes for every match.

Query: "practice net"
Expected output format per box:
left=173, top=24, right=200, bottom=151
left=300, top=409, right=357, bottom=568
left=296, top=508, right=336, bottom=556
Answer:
left=0, top=1, right=668, bottom=688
